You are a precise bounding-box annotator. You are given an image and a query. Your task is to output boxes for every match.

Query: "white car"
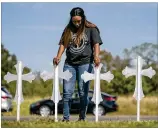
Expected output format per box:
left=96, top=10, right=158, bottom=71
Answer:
left=1, top=86, right=13, bottom=112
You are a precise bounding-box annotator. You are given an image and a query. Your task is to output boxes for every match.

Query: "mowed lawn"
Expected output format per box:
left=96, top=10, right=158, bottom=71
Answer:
left=2, top=95, right=158, bottom=128
left=1, top=119, right=158, bottom=128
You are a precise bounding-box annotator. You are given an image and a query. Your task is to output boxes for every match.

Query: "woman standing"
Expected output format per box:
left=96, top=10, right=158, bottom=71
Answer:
left=53, top=7, right=103, bottom=122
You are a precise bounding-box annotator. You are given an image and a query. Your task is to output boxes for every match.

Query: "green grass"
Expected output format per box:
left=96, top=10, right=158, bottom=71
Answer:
left=3, top=95, right=158, bottom=116
left=2, top=96, right=158, bottom=128
left=1, top=119, right=158, bottom=128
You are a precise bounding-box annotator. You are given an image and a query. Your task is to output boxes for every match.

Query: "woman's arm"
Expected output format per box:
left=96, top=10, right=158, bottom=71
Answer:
left=53, top=44, right=65, bottom=65
left=93, top=43, right=100, bottom=67
left=56, top=44, right=65, bottom=59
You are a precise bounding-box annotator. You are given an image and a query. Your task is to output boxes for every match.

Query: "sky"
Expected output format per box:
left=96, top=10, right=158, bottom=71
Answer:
left=1, top=2, right=157, bottom=72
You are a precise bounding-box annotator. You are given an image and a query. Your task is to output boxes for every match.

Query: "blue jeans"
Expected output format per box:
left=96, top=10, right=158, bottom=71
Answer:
left=63, top=63, right=93, bottom=120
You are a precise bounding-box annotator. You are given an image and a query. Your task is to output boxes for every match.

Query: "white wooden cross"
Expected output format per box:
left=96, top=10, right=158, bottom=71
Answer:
left=122, top=56, right=156, bottom=121
left=81, top=63, right=114, bottom=122
left=40, top=64, right=72, bottom=122
left=4, top=61, right=35, bottom=121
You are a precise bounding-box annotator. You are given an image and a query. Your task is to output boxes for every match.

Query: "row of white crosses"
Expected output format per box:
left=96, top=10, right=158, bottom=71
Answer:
left=4, top=61, right=114, bottom=122
left=4, top=56, right=156, bottom=122
left=4, top=62, right=72, bottom=122
left=40, top=63, right=114, bottom=122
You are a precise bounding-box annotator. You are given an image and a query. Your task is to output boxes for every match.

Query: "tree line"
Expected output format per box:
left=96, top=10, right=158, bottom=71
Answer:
left=1, top=42, right=158, bottom=98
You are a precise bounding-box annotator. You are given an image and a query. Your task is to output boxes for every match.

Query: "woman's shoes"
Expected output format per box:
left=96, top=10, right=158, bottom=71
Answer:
left=61, top=118, right=85, bottom=122
left=77, top=118, right=85, bottom=122
left=62, top=119, right=69, bottom=122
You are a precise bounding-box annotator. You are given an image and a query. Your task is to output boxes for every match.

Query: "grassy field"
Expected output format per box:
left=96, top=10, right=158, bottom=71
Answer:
left=109, top=95, right=158, bottom=115
left=1, top=119, right=158, bottom=128
left=2, top=95, right=158, bottom=116
left=2, top=96, right=158, bottom=128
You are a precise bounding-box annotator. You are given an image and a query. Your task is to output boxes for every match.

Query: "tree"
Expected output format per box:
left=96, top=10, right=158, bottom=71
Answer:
left=1, top=44, right=31, bottom=96
left=123, top=42, right=158, bottom=65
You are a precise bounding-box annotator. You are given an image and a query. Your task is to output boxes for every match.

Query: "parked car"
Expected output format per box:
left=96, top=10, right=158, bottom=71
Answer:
left=30, top=89, right=118, bottom=117
left=1, top=86, right=13, bottom=112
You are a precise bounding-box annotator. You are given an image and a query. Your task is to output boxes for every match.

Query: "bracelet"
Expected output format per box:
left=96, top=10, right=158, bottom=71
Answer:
left=94, top=55, right=99, bottom=58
